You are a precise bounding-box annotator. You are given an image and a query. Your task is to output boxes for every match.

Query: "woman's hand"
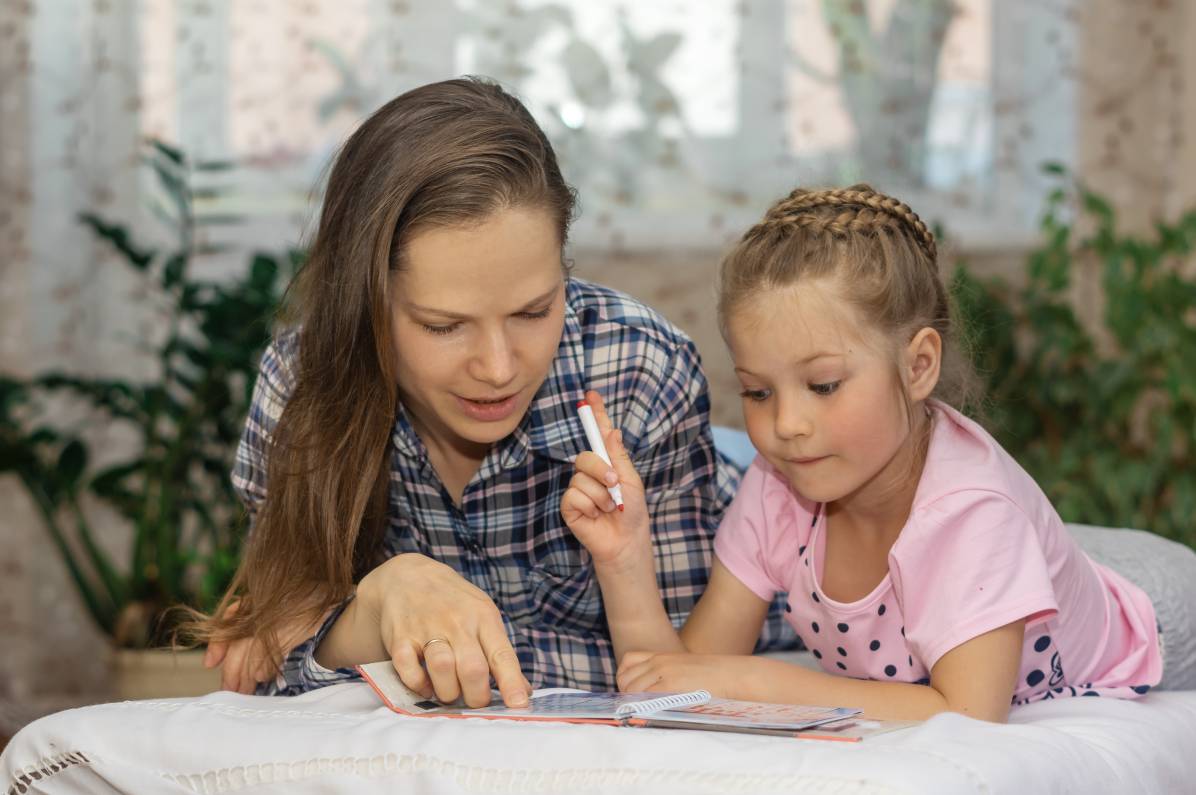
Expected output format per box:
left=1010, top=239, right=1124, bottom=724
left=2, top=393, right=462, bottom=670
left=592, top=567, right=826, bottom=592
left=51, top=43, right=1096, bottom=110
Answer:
left=206, top=636, right=271, bottom=694
left=203, top=600, right=322, bottom=694
left=616, top=651, right=749, bottom=699
left=355, top=553, right=532, bottom=709
left=560, top=390, right=650, bottom=571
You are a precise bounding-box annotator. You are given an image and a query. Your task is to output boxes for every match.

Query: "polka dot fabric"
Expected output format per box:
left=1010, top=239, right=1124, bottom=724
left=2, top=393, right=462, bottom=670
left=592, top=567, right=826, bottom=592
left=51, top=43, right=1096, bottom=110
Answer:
left=715, top=401, right=1163, bottom=703
left=786, top=507, right=932, bottom=687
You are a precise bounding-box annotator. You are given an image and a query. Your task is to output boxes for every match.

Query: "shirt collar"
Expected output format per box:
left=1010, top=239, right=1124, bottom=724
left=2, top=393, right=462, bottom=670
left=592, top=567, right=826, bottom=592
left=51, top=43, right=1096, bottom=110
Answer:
left=390, top=401, right=424, bottom=460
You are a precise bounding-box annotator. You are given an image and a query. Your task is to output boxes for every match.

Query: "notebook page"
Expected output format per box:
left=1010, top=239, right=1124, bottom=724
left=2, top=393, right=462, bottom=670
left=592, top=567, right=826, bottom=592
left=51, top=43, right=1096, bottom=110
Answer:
left=650, top=698, right=861, bottom=731
left=464, top=690, right=705, bottom=720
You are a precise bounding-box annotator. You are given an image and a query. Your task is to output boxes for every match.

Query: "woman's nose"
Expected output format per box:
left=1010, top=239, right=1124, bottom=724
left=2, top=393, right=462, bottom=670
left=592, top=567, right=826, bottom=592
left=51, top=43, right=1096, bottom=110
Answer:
left=470, top=330, right=518, bottom=388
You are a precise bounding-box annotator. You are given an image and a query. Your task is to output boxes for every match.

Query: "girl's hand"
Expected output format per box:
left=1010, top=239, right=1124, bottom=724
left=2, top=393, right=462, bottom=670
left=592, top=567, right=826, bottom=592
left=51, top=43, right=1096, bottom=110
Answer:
left=561, top=390, right=650, bottom=570
left=616, top=651, right=747, bottom=699
left=356, top=553, right=532, bottom=709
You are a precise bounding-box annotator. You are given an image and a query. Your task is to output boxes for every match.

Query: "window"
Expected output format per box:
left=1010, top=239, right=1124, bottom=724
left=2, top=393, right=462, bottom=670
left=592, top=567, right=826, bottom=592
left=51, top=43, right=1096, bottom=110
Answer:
left=134, top=0, right=1076, bottom=258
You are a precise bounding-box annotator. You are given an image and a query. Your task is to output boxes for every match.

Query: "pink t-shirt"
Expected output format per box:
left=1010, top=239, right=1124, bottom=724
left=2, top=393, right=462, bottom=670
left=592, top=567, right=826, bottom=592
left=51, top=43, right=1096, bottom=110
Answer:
left=715, top=401, right=1162, bottom=703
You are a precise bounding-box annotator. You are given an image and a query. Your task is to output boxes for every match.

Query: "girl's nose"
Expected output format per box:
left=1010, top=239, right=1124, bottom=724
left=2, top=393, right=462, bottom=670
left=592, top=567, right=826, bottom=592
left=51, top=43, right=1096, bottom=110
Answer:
left=773, top=396, right=813, bottom=440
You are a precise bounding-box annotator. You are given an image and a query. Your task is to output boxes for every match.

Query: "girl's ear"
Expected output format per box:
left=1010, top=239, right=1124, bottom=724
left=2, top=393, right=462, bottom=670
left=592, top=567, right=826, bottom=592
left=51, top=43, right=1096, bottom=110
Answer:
left=905, top=327, right=942, bottom=402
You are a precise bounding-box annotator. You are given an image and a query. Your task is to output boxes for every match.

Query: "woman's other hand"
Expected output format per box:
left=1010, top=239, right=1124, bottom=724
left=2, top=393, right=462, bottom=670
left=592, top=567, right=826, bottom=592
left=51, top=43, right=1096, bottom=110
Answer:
left=203, top=600, right=322, bottom=694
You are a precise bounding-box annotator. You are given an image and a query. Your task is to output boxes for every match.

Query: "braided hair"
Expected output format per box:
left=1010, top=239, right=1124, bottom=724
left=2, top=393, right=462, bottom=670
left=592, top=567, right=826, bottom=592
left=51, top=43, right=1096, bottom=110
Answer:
left=760, top=185, right=937, bottom=263
left=718, top=184, right=976, bottom=413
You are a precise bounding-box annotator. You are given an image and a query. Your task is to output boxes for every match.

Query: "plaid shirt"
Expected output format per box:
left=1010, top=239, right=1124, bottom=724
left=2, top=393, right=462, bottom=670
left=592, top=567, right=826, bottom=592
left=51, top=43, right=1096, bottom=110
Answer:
left=233, top=278, right=792, bottom=695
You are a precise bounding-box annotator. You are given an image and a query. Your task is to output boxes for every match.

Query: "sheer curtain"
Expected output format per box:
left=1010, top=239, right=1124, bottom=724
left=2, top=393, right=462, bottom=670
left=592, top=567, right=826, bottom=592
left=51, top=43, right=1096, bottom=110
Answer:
left=22, top=0, right=1084, bottom=299
left=135, top=1, right=1077, bottom=257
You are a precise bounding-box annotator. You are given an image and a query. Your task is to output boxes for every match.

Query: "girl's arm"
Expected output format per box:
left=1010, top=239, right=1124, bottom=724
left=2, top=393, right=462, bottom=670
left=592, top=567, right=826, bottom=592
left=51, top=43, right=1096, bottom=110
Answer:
left=620, top=619, right=1026, bottom=722
left=561, top=390, right=681, bottom=658
left=562, top=390, right=769, bottom=662
left=678, top=558, right=770, bottom=654
left=586, top=554, right=770, bottom=662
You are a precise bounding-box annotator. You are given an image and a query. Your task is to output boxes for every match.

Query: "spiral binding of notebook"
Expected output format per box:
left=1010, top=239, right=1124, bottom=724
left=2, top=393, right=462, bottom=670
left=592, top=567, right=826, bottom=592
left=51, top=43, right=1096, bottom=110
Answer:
left=614, top=690, right=712, bottom=717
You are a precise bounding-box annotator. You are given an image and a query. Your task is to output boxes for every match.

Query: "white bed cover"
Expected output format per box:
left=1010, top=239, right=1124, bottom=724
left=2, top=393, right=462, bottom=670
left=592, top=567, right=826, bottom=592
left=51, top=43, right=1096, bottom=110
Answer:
left=4, top=682, right=1195, bottom=794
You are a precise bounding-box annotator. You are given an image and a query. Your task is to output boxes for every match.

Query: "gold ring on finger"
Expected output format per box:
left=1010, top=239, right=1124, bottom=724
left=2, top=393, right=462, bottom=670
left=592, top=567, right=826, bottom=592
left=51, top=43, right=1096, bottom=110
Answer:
left=422, top=636, right=450, bottom=652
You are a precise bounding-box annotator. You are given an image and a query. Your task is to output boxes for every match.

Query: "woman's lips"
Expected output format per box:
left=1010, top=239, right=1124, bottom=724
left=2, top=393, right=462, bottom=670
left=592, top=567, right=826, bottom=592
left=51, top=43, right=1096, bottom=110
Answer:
left=456, top=392, right=520, bottom=422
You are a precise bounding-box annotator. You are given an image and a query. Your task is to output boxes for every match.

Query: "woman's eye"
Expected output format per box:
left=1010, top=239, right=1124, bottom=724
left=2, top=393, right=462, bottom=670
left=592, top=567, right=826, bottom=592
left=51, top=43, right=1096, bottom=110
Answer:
left=810, top=381, right=841, bottom=396
left=739, top=388, right=771, bottom=402
left=422, top=323, right=460, bottom=336
left=518, top=307, right=552, bottom=320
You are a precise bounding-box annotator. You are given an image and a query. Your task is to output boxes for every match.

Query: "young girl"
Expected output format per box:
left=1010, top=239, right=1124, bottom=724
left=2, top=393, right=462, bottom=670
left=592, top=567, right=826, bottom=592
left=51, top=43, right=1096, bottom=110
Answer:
left=562, top=185, right=1163, bottom=722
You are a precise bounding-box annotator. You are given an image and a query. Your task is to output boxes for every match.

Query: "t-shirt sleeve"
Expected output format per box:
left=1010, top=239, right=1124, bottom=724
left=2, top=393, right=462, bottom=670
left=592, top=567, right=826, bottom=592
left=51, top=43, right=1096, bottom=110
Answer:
left=892, top=490, right=1059, bottom=672
left=712, top=457, right=786, bottom=602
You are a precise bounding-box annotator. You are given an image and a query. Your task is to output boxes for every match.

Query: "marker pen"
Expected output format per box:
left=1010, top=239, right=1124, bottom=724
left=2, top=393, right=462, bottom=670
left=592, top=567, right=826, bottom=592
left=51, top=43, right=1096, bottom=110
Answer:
left=576, top=400, right=625, bottom=511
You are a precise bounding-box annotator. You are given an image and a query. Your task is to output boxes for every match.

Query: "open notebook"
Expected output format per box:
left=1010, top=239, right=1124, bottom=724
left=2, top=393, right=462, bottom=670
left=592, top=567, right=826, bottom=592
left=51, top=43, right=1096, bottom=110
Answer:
left=357, top=662, right=910, bottom=740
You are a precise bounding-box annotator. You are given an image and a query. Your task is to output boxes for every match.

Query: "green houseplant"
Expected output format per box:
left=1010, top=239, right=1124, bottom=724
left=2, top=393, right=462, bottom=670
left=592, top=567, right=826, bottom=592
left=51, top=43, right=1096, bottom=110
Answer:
left=953, top=165, right=1196, bottom=550
left=0, top=141, right=293, bottom=652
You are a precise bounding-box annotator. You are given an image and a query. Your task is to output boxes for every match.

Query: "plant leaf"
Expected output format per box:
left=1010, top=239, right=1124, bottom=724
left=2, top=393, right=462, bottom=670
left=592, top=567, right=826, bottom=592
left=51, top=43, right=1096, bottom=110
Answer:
left=57, top=439, right=88, bottom=493
left=78, top=213, right=155, bottom=270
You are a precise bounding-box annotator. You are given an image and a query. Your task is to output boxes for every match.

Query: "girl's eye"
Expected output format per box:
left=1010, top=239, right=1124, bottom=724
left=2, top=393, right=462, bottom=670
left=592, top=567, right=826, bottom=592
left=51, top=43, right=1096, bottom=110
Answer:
left=739, top=388, right=771, bottom=402
left=422, top=323, right=460, bottom=336
left=518, top=307, right=552, bottom=320
left=810, top=381, right=841, bottom=396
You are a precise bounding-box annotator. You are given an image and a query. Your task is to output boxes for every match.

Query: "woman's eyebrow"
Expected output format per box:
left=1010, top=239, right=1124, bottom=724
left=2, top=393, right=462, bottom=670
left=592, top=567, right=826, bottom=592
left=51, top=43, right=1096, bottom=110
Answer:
left=514, top=283, right=563, bottom=310
left=406, top=284, right=561, bottom=320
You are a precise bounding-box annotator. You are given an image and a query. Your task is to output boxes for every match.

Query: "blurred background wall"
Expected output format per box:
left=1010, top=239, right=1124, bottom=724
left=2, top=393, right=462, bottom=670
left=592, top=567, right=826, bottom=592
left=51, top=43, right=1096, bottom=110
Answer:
left=1, top=0, right=1194, bottom=719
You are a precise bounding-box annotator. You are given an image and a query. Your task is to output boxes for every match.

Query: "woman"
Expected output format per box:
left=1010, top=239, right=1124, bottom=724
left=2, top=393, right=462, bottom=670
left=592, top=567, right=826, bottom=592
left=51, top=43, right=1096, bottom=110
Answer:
left=197, top=77, right=788, bottom=707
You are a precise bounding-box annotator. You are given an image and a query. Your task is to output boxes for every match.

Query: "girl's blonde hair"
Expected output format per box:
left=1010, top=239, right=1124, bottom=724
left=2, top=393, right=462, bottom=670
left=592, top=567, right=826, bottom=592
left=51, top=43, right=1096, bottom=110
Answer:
left=717, top=184, right=978, bottom=415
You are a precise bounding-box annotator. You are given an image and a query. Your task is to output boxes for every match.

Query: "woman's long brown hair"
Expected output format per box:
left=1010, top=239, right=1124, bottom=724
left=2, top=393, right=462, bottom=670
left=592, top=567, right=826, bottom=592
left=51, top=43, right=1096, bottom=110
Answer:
left=184, top=77, right=576, bottom=663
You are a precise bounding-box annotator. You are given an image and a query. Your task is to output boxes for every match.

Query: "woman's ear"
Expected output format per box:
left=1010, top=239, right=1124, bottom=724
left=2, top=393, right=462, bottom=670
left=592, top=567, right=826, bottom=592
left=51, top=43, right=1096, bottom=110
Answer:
left=905, top=327, right=942, bottom=402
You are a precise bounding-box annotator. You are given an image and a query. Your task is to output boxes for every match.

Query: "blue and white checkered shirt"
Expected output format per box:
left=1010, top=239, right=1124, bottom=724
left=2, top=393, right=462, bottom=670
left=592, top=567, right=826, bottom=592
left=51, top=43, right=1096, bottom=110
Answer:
left=233, top=278, right=792, bottom=695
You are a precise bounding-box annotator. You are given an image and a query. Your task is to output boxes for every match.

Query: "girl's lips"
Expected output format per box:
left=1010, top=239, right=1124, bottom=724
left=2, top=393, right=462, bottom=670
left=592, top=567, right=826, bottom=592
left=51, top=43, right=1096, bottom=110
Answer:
left=787, top=456, right=828, bottom=465
left=456, top=392, right=520, bottom=422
